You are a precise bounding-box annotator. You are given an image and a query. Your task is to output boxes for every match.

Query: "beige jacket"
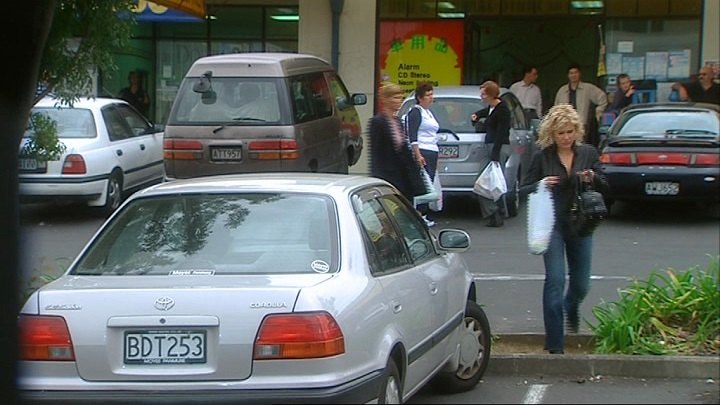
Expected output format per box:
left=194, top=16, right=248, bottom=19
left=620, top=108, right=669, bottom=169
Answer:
left=554, top=81, right=608, bottom=127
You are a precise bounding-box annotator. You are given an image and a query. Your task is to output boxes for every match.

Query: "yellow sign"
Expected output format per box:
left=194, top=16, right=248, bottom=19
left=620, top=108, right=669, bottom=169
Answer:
left=381, top=33, right=462, bottom=95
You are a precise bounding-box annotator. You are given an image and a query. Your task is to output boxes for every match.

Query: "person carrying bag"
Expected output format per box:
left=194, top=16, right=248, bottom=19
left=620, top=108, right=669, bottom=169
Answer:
left=518, top=104, right=609, bottom=355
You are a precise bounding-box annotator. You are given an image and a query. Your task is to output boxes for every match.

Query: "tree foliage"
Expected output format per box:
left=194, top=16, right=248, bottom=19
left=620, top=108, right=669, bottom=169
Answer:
left=35, top=0, right=136, bottom=106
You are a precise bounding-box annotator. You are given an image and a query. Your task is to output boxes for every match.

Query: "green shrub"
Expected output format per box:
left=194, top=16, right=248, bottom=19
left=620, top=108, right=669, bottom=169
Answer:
left=590, top=255, right=719, bottom=356
left=21, top=256, right=69, bottom=302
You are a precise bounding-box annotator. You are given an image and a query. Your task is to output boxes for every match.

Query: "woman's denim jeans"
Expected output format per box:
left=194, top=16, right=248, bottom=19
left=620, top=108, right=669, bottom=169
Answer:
left=542, top=227, right=593, bottom=352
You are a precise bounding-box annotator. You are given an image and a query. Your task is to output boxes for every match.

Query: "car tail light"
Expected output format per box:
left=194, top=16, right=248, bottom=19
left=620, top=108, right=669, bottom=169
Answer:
left=637, top=152, right=689, bottom=165
left=254, top=312, right=345, bottom=360
left=248, top=139, right=299, bottom=160
left=61, top=154, right=87, bottom=174
left=18, top=315, right=75, bottom=361
left=164, top=139, right=203, bottom=160
left=692, top=153, right=720, bottom=166
left=600, top=152, right=635, bottom=165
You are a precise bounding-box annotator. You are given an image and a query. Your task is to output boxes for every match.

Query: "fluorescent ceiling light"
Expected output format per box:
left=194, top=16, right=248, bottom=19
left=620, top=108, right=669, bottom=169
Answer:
left=438, top=12, right=464, bottom=18
left=271, top=15, right=299, bottom=21
left=437, top=1, right=457, bottom=9
left=571, top=1, right=604, bottom=8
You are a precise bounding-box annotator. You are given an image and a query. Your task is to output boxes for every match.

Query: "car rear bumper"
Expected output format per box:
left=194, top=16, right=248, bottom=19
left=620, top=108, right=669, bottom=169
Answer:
left=603, top=166, right=720, bottom=202
left=18, top=176, right=106, bottom=202
left=19, top=369, right=383, bottom=404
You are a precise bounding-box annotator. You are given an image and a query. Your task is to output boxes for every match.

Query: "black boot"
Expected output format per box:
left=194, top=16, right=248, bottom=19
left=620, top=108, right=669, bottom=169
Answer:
left=486, top=211, right=504, bottom=227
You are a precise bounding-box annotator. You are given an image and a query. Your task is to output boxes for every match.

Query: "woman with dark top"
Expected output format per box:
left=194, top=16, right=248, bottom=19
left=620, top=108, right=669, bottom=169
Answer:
left=520, top=104, right=610, bottom=354
left=471, top=80, right=511, bottom=227
left=369, top=82, right=424, bottom=202
left=118, top=71, right=150, bottom=118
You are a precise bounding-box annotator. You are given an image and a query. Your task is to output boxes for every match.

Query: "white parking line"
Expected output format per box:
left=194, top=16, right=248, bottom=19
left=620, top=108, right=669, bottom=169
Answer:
left=522, top=384, right=548, bottom=404
left=473, top=274, right=632, bottom=281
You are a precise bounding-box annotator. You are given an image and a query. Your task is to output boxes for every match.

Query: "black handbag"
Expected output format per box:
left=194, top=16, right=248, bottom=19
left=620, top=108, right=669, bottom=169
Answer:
left=569, top=176, right=607, bottom=237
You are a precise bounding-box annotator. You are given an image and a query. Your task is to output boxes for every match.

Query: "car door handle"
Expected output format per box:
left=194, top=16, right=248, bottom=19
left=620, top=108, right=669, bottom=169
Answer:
left=429, top=282, right=438, bottom=295
left=391, top=300, right=402, bottom=314
left=140, top=144, right=146, bottom=150
left=116, top=149, right=123, bottom=156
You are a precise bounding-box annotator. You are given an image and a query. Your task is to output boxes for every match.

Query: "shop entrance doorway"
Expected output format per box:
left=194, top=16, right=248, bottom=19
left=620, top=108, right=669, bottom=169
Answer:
left=465, top=17, right=603, bottom=117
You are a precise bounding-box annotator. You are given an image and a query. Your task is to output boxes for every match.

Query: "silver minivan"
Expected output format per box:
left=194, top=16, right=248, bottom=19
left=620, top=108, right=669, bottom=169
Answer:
left=163, top=53, right=367, bottom=179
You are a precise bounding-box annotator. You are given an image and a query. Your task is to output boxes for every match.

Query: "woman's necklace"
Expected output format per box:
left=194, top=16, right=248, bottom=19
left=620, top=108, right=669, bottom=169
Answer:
left=558, top=151, right=574, bottom=175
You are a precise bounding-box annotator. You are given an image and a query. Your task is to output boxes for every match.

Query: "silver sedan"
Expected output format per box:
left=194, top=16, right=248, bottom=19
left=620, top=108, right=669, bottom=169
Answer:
left=18, top=173, right=491, bottom=404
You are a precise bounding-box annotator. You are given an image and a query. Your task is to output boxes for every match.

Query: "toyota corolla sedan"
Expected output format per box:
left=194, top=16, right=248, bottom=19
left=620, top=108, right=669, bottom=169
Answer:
left=599, top=102, right=720, bottom=216
left=18, top=97, right=165, bottom=216
left=18, top=173, right=491, bottom=404
left=399, top=86, right=538, bottom=217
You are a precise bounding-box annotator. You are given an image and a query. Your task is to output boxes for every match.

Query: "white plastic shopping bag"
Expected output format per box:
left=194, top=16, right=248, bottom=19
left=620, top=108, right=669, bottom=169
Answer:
left=414, top=168, right=439, bottom=205
left=473, top=161, right=507, bottom=201
left=428, top=173, right=443, bottom=212
left=527, top=179, right=555, bottom=255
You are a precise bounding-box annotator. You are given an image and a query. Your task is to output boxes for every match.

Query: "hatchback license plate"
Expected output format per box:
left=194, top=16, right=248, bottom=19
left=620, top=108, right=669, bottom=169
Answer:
left=439, top=145, right=459, bottom=158
left=124, top=330, right=206, bottom=365
left=645, top=182, right=679, bottom=195
left=211, top=147, right=242, bottom=161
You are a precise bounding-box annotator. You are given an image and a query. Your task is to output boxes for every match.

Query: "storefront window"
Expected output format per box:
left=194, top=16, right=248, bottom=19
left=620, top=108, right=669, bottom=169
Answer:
left=605, top=19, right=701, bottom=101
left=210, top=7, right=263, bottom=39
left=155, top=40, right=207, bottom=125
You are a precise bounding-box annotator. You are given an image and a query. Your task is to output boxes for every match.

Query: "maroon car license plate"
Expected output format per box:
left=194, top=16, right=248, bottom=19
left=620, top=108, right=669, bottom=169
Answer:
left=124, top=330, right=207, bottom=364
left=644, top=182, right=679, bottom=195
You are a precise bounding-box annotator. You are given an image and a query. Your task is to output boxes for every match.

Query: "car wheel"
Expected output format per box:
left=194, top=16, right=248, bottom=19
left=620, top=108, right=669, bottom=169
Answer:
left=378, top=358, right=402, bottom=404
left=432, top=300, right=491, bottom=394
left=99, top=171, right=123, bottom=217
left=505, top=178, right=520, bottom=218
left=604, top=198, right=615, bottom=217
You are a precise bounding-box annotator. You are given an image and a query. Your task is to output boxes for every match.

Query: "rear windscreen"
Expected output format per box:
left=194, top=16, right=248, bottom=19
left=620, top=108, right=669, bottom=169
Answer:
left=168, top=78, right=284, bottom=125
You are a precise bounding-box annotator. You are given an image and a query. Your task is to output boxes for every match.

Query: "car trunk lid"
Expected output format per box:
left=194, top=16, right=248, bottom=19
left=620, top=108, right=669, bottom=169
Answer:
left=34, top=274, right=332, bottom=382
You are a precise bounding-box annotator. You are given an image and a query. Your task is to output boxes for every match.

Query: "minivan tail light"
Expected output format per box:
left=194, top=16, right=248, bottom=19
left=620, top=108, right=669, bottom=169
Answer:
left=248, top=139, right=299, bottom=160
left=254, top=312, right=345, bottom=360
left=61, top=154, right=87, bottom=174
left=600, top=152, right=635, bottom=165
left=18, top=315, right=75, bottom=361
left=164, top=139, right=203, bottom=160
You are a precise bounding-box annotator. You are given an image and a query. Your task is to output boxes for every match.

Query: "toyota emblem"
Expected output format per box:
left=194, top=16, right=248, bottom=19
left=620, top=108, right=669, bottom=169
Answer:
left=154, top=296, right=175, bottom=311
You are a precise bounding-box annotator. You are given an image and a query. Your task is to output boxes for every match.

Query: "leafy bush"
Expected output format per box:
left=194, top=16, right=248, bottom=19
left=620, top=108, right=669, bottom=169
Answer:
left=21, top=256, right=69, bottom=302
left=591, top=255, right=719, bottom=355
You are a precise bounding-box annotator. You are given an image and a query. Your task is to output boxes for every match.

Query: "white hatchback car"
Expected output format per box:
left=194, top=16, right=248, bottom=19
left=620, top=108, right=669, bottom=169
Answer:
left=18, top=173, right=491, bottom=404
left=18, top=97, right=165, bottom=215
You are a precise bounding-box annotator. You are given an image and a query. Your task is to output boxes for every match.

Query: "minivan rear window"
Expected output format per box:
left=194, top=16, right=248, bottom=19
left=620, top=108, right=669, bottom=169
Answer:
left=168, top=78, right=284, bottom=125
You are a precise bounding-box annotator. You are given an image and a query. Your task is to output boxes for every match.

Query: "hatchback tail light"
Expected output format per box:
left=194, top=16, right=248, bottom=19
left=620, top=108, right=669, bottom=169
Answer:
left=254, top=312, right=345, bottom=360
left=600, top=152, right=635, bottom=165
left=61, top=154, right=87, bottom=174
left=164, top=139, right=203, bottom=160
left=692, top=153, right=720, bottom=166
left=248, top=139, right=299, bottom=160
left=637, top=152, right=689, bottom=165
left=18, top=315, right=75, bottom=361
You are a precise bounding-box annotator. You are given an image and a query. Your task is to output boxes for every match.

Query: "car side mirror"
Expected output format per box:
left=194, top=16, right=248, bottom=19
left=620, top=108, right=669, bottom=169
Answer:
left=529, top=118, right=541, bottom=133
left=351, top=93, right=367, bottom=106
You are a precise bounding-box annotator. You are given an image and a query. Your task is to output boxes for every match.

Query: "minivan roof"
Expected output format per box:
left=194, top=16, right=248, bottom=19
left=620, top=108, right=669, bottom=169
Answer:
left=185, top=52, right=333, bottom=77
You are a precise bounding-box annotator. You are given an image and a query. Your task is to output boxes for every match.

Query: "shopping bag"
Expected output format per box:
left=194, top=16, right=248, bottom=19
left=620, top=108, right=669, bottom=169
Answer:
left=414, top=168, right=438, bottom=205
left=473, top=161, right=507, bottom=201
left=428, top=173, right=443, bottom=212
left=527, top=179, right=555, bottom=255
